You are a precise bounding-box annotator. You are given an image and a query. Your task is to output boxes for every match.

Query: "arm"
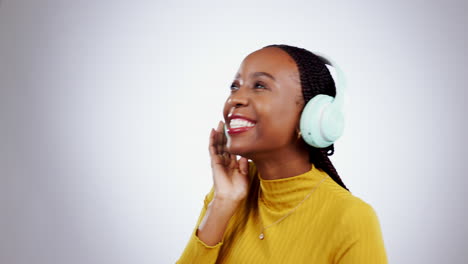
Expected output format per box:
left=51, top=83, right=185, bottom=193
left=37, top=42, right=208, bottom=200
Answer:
left=197, top=195, right=241, bottom=246
left=176, top=187, right=243, bottom=264
left=176, top=187, right=221, bottom=263
left=177, top=121, right=249, bottom=263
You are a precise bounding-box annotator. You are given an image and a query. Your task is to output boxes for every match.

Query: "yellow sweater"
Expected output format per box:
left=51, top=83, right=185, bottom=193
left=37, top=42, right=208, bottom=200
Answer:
left=177, top=162, right=387, bottom=263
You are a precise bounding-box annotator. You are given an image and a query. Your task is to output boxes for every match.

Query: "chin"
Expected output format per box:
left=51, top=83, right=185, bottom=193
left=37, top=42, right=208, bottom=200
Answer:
left=226, top=142, right=252, bottom=157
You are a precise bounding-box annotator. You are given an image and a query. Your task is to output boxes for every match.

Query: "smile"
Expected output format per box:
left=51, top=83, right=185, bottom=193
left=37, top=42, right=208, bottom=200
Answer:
left=228, top=118, right=256, bottom=135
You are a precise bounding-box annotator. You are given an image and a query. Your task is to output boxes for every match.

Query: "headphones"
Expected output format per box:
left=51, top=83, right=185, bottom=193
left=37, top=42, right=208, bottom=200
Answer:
left=299, top=52, right=345, bottom=148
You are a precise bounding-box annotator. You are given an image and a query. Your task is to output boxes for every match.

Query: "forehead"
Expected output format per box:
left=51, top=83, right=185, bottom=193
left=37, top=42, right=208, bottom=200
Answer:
left=237, top=47, right=299, bottom=82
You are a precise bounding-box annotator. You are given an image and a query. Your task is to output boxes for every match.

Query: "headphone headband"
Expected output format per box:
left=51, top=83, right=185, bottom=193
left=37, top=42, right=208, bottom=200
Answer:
left=312, top=52, right=345, bottom=108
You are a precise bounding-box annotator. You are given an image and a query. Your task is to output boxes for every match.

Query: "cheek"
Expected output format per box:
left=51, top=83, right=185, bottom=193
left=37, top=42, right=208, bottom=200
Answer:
left=258, top=101, right=299, bottom=136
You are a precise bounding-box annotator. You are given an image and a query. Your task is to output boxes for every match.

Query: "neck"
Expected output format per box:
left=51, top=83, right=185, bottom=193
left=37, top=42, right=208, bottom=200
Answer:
left=251, top=142, right=310, bottom=180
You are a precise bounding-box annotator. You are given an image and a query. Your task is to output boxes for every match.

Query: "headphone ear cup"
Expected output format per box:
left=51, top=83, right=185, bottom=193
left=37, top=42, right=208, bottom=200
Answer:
left=321, top=103, right=344, bottom=143
left=300, top=94, right=343, bottom=148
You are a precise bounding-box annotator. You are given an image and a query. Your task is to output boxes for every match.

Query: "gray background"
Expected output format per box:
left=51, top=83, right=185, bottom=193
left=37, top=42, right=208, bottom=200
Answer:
left=1, top=0, right=467, bottom=263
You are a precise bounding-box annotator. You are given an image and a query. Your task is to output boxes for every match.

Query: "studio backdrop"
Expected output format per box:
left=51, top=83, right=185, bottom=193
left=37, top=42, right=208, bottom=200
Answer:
left=1, top=1, right=467, bottom=263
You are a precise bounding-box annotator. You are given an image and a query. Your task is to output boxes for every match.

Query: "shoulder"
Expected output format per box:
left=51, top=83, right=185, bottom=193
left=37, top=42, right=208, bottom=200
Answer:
left=319, top=176, right=388, bottom=262
left=316, top=170, right=382, bottom=234
left=328, top=194, right=388, bottom=263
left=339, top=195, right=381, bottom=231
left=328, top=193, right=382, bottom=244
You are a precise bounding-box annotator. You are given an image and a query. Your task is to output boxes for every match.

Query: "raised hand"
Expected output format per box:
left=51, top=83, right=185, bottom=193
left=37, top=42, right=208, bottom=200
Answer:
left=209, top=120, right=249, bottom=203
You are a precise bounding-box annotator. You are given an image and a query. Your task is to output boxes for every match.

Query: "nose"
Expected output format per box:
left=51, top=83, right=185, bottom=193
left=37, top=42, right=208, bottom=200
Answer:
left=228, top=87, right=249, bottom=108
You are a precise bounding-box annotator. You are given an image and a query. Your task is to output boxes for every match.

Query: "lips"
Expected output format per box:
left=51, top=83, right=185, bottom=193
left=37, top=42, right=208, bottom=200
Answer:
left=228, top=114, right=256, bottom=124
left=228, top=126, right=254, bottom=135
left=227, top=114, right=256, bottom=135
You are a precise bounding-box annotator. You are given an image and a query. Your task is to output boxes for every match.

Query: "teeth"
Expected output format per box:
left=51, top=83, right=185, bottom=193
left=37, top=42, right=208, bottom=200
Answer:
left=230, top=118, right=256, bottom=129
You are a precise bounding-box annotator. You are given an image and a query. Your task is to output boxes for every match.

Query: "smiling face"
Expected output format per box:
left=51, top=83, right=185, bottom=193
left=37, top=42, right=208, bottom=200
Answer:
left=223, top=47, right=306, bottom=159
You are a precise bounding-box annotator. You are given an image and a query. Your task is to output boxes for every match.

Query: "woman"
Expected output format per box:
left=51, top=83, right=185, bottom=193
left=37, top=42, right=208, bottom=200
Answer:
left=177, top=44, right=387, bottom=263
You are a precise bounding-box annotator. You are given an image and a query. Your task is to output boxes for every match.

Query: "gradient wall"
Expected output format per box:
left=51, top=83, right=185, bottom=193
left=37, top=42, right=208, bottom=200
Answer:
left=1, top=1, right=467, bottom=263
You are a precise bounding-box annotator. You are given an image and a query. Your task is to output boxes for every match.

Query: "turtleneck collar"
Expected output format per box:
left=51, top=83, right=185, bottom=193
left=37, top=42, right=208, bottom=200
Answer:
left=256, top=162, right=328, bottom=212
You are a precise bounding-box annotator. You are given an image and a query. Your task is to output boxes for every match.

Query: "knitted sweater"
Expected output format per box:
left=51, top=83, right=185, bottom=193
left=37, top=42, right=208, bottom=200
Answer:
left=177, top=161, right=387, bottom=263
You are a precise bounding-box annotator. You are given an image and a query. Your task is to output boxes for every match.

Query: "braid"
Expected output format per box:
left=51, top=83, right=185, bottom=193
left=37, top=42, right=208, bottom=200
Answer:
left=264, top=44, right=349, bottom=191
left=309, top=146, right=349, bottom=191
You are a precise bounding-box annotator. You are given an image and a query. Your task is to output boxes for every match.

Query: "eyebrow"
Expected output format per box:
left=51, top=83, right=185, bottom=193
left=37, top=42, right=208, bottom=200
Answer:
left=235, top=72, right=276, bottom=81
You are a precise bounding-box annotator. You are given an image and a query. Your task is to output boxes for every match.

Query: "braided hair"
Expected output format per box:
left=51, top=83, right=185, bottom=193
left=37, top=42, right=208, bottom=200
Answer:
left=264, top=44, right=349, bottom=191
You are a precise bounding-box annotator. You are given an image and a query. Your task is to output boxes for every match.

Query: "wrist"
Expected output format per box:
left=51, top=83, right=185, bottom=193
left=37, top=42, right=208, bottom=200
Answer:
left=214, top=189, right=248, bottom=203
left=210, top=196, right=242, bottom=212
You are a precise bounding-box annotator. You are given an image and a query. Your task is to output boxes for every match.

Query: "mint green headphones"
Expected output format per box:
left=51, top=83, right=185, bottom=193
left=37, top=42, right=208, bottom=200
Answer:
left=299, top=52, right=345, bottom=148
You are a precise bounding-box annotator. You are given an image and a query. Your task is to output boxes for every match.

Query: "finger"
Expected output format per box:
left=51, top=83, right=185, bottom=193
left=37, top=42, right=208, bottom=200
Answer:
left=209, top=128, right=217, bottom=156
left=220, top=122, right=228, bottom=146
left=216, top=121, right=224, bottom=154
left=220, top=121, right=229, bottom=154
left=210, top=129, right=224, bottom=162
left=210, top=147, right=226, bottom=168
left=238, top=157, right=248, bottom=175
left=216, top=133, right=223, bottom=155
left=223, top=152, right=231, bottom=166
left=216, top=120, right=224, bottom=134
left=209, top=129, right=220, bottom=164
left=228, top=154, right=236, bottom=167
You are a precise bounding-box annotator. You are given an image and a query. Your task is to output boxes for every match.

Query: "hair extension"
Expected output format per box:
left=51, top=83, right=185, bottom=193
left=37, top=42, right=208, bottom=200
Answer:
left=264, top=44, right=349, bottom=191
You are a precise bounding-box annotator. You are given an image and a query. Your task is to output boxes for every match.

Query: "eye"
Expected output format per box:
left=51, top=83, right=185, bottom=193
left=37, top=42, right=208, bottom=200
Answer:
left=254, top=82, right=266, bottom=90
left=230, top=82, right=239, bottom=91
